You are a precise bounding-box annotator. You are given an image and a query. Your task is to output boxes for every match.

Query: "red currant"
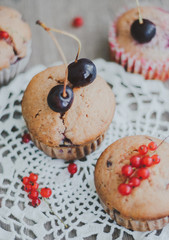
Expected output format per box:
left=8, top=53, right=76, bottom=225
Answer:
left=128, top=177, right=141, bottom=187
left=72, top=17, right=84, bottom=28
left=118, top=183, right=132, bottom=195
left=0, top=31, right=9, bottom=39
left=31, top=182, right=39, bottom=190
left=40, top=187, right=52, bottom=198
left=141, top=156, right=153, bottom=167
left=138, top=145, right=148, bottom=155
left=68, top=163, right=77, bottom=175
left=29, top=173, right=38, bottom=182
left=32, top=198, right=41, bottom=207
left=24, top=184, right=32, bottom=192
left=22, top=133, right=31, bottom=143
left=152, top=154, right=160, bottom=164
left=28, top=190, right=39, bottom=199
left=130, top=155, right=141, bottom=168
left=121, top=165, right=133, bottom=177
left=137, top=168, right=150, bottom=179
left=22, top=176, right=30, bottom=185
left=148, top=141, right=157, bottom=151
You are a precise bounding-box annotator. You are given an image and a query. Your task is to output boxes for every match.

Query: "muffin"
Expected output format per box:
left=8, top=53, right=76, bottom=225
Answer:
left=0, top=6, right=31, bottom=86
left=95, top=135, right=169, bottom=231
left=109, top=7, right=169, bottom=81
left=22, top=64, right=115, bottom=161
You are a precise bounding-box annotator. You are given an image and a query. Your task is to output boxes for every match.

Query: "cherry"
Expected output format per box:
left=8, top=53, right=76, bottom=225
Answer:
left=24, top=184, right=32, bottom=192
left=131, top=19, right=156, bottom=43
left=72, top=17, right=84, bottom=28
left=148, top=141, right=157, bottom=151
left=22, top=133, right=31, bottom=143
left=28, top=190, right=39, bottom=199
left=22, top=177, right=30, bottom=185
left=29, top=173, right=38, bottom=182
left=137, top=168, right=150, bottom=179
left=118, top=183, right=132, bottom=195
left=32, top=198, right=41, bottom=207
left=68, top=163, right=77, bottom=175
left=47, top=85, right=74, bottom=113
left=68, top=58, right=97, bottom=87
left=31, top=182, right=39, bottom=190
left=121, top=165, right=133, bottom=177
left=40, top=187, right=52, bottom=198
left=130, top=155, right=141, bottom=168
left=152, top=154, right=160, bottom=164
left=0, top=31, right=9, bottom=39
left=141, top=156, right=153, bottom=167
left=138, top=145, right=148, bottom=155
left=128, top=177, right=140, bottom=187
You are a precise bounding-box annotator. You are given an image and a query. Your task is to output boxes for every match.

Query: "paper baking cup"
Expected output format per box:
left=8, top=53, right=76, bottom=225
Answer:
left=0, top=41, right=32, bottom=86
left=30, top=133, right=105, bottom=161
left=109, top=23, right=169, bottom=81
left=100, top=199, right=169, bottom=231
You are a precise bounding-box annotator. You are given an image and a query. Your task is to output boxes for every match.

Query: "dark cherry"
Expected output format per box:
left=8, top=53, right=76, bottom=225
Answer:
left=47, top=85, right=74, bottom=113
left=68, top=58, right=96, bottom=87
left=131, top=19, right=156, bottom=43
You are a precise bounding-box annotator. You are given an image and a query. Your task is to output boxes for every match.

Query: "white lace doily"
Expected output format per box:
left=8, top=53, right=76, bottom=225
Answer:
left=1, top=59, right=169, bottom=240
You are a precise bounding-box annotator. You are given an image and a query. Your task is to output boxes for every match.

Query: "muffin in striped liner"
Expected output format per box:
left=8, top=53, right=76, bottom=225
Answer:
left=109, top=7, right=169, bottom=81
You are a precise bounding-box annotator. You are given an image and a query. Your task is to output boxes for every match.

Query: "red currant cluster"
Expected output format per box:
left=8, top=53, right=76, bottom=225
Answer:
left=118, top=141, right=160, bottom=196
left=22, top=173, right=52, bottom=207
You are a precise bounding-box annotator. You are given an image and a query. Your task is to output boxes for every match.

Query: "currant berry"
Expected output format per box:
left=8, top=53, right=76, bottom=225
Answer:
left=148, top=141, right=157, bottom=151
left=40, top=187, right=52, bottom=198
left=131, top=19, right=156, bottom=43
left=141, top=156, right=153, bottom=167
left=29, top=173, right=38, bottom=182
left=0, top=31, right=9, bottom=39
left=24, top=184, right=32, bottom=192
left=138, top=145, right=148, bottom=155
left=68, top=58, right=97, bottom=87
left=22, top=133, right=31, bottom=143
left=68, top=163, right=77, bottom=175
left=72, top=17, right=84, bottom=28
left=118, top=183, right=132, bottom=195
left=31, top=182, right=39, bottom=190
left=22, top=176, right=30, bottom=185
left=152, top=154, right=160, bottom=164
left=128, top=177, right=141, bottom=187
left=28, top=190, right=39, bottom=199
left=32, top=198, right=41, bottom=207
left=130, top=155, right=141, bottom=168
left=121, top=165, right=133, bottom=177
left=47, top=85, right=74, bottom=113
left=137, top=168, right=150, bottom=179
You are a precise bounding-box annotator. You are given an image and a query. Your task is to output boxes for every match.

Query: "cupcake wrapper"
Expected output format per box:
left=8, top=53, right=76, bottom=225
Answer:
left=30, top=133, right=105, bottom=161
left=100, top=199, right=169, bottom=231
left=109, top=23, right=169, bottom=81
left=0, top=41, right=32, bottom=86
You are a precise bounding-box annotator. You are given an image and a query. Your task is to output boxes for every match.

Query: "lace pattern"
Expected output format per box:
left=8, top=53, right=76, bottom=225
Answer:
left=0, top=59, right=169, bottom=240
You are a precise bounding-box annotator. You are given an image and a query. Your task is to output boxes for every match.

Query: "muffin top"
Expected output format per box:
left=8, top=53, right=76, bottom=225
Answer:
left=95, top=135, right=169, bottom=220
left=22, top=64, right=115, bottom=147
left=112, top=7, right=169, bottom=62
left=0, top=6, right=31, bottom=70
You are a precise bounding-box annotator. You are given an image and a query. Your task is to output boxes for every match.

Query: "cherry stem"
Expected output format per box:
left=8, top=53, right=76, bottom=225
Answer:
left=136, top=0, right=143, bottom=24
left=43, top=198, right=68, bottom=229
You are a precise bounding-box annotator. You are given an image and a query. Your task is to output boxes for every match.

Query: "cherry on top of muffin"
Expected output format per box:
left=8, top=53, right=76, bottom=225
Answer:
left=36, top=21, right=97, bottom=113
left=130, top=0, right=156, bottom=43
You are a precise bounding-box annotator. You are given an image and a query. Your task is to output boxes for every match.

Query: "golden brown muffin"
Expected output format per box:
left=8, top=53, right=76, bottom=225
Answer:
left=95, top=135, right=169, bottom=231
left=22, top=64, right=115, bottom=161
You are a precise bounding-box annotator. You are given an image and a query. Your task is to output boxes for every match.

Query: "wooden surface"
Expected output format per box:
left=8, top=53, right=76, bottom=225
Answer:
left=1, top=0, right=169, bottom=239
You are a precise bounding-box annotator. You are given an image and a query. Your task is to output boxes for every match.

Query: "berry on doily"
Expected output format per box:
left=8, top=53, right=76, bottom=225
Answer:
left=24, top=184, right=32, bottom=192
left=28, top=190, right=39, bottom=199
left=22, top=176, right=29, bottom=185
left=22, top=133, right=31, bottom=143
left=32, top=198, right=41, bottom=207
left=72, top=17, right=84, bottom=28
left=40, top=187, right=52, bottom=198
left=68, top=163, right=77, bottom=175
left=29, top=173, right=38, bottom=182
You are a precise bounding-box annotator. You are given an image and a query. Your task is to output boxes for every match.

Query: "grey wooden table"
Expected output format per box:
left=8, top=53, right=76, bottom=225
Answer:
left=1, top=0, right=169, bottom=239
